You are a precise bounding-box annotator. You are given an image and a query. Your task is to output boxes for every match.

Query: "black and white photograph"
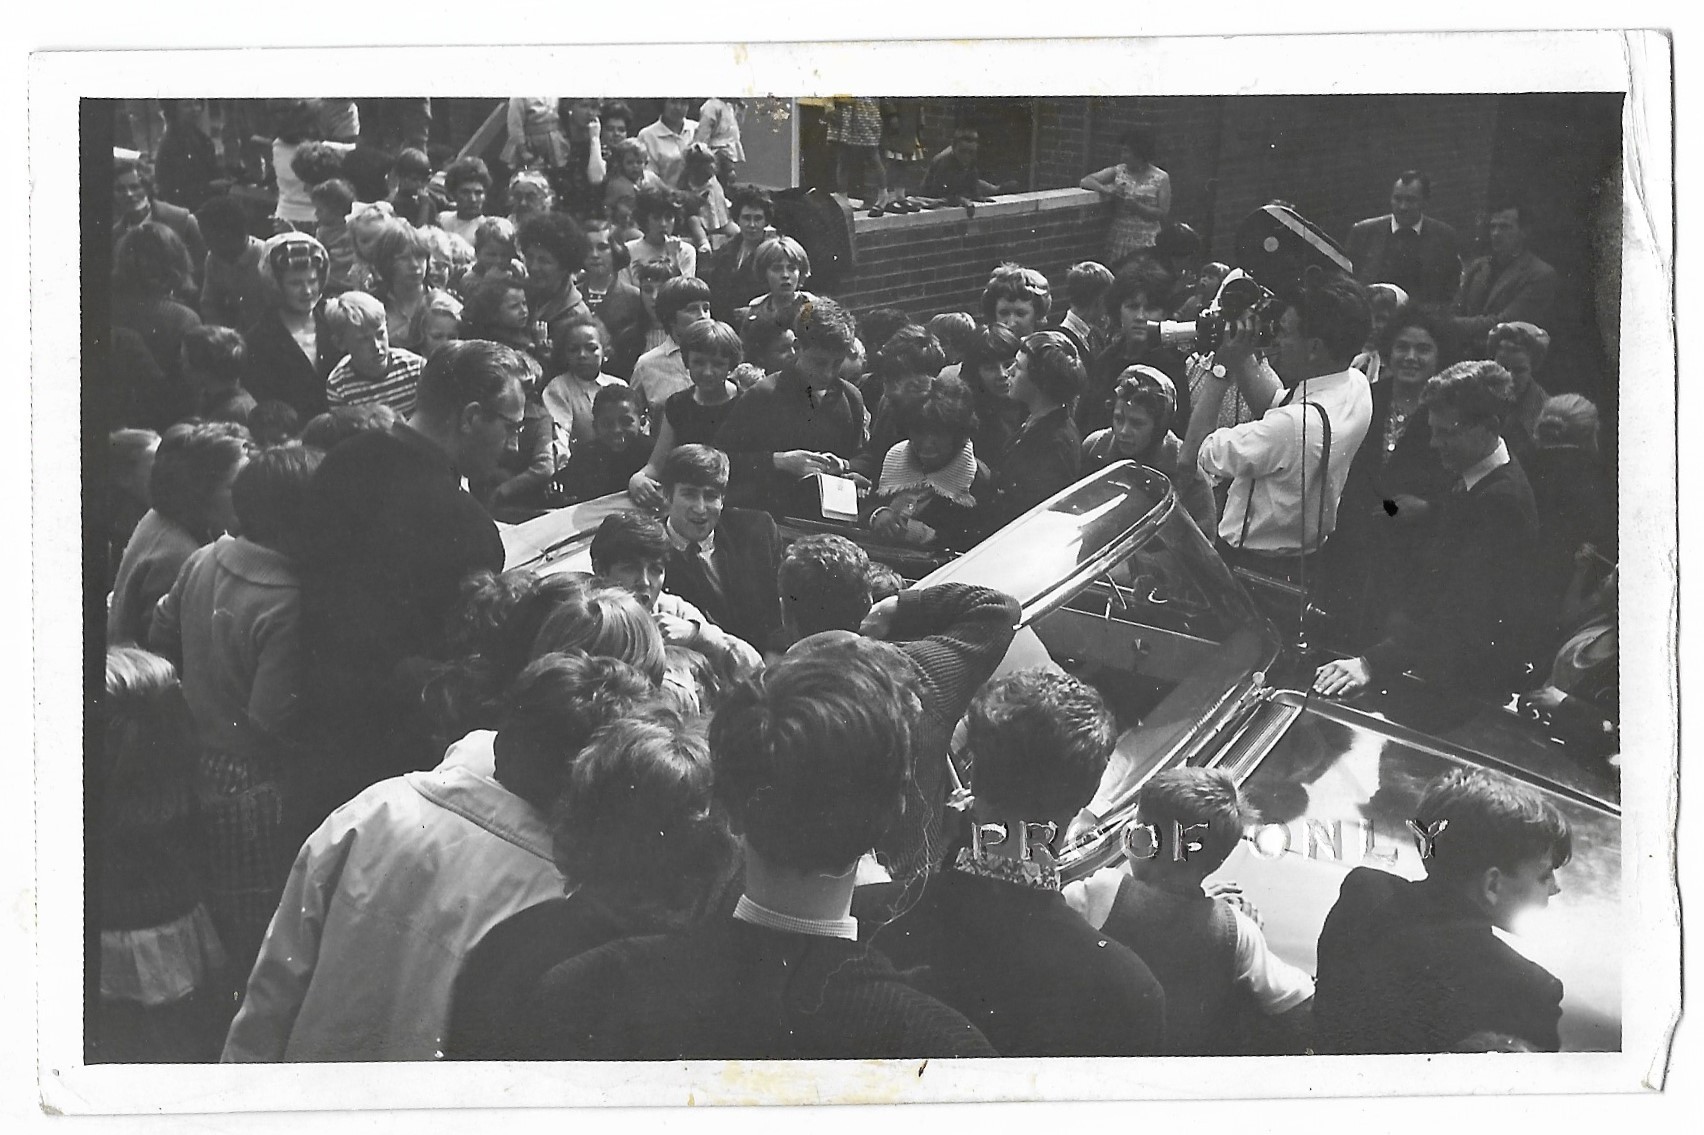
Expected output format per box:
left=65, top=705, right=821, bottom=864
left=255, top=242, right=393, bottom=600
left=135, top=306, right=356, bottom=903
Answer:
left=21, top=18, right=1683, bottom=1124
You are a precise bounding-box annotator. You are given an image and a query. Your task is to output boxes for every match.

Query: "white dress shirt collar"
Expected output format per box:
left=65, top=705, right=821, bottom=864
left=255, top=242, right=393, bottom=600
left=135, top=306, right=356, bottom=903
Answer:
left=1460, top=437, right=1510, bottom=492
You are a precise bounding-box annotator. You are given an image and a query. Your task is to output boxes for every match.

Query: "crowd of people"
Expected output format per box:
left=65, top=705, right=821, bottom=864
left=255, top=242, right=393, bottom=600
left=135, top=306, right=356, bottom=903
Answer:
left=95, top=97, right=1613, bottom=1064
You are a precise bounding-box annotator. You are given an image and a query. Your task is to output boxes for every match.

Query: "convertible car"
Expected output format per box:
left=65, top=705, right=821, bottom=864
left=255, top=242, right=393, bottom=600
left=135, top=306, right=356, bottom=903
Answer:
left=498, top=462, right=1622, bottom=1052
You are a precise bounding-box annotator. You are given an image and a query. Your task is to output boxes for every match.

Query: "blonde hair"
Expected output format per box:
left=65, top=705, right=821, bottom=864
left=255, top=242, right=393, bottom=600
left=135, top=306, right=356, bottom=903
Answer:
left=323, top=290, right=388, bottom=336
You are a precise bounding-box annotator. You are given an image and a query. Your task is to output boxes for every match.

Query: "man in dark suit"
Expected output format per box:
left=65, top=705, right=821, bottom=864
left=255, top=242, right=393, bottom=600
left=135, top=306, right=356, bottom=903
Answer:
left=292, top=340, right=526, bottom=836
left=1315, top=359, right=1541, bottom=702
left=1450, top=200, right=1559, bottom=356
left=1344, top=170, right=1462, bottom=306
left=658, top=443, right=785, bottom=654
left=114, top=155, right=207, bottom=286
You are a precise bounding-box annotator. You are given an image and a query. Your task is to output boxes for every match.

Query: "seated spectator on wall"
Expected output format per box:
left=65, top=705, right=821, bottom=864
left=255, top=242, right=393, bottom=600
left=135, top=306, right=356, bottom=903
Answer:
left=622, top=186, right=697, bottom=284
left=920, top=123, right=1004, bottom=203
left=860, top=669, right=1167, bottom=1056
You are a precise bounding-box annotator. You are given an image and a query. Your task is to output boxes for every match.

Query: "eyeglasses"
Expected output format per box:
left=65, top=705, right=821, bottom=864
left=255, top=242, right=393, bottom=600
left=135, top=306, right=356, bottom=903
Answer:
left=479, top=406, right=527, bottom=437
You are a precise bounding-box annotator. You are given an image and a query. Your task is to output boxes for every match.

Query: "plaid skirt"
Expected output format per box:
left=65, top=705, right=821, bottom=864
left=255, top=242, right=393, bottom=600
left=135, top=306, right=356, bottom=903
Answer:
left=827, top=98, right=883, bottom=147
left=195, top=748, right=291, bottom=973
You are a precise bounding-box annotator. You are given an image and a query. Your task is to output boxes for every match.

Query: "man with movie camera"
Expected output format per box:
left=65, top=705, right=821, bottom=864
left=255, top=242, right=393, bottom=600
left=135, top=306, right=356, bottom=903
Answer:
left=1182, top=271, right=1374, bottom=586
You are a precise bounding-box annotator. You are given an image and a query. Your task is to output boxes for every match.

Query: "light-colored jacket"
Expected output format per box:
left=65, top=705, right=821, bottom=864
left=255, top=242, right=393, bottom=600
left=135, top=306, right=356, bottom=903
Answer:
left=221, top=731, right=563, bottom=1062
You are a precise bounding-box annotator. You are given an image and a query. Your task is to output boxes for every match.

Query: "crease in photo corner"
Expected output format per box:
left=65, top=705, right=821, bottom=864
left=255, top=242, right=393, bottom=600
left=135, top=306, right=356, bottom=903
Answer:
left=37, top=31, right=1679, bottom=1115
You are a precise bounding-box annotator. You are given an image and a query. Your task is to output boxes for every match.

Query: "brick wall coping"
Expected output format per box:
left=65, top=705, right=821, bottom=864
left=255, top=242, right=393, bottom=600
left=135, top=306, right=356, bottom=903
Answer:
left=852, top=187, right=1104, bottom=235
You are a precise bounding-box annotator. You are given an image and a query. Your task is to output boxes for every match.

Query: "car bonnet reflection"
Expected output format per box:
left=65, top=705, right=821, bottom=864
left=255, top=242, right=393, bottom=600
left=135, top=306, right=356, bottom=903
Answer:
left=1209, top=711, right=1622, bottom=1051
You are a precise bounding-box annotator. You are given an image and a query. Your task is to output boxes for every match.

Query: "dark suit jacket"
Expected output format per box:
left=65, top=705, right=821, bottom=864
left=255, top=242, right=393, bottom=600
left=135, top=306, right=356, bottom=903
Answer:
left=1315, top=867, right=1563, bottom=1053
left=1364, top=457, right=1540, bottom=697
left=1344, top=214, right=1462, bottom=305
left=666, top=507, right=784, bottom=652
left=704, top=235, right=765, bottom=324
left=1450, top=249, right=1559, bottom=351
left=242, top=306, right=339, bottom=420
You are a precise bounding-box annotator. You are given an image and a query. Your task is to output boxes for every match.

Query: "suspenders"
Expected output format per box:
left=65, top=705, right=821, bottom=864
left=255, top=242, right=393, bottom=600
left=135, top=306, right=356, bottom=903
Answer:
left=1237, top=400, right=1333, bottom=554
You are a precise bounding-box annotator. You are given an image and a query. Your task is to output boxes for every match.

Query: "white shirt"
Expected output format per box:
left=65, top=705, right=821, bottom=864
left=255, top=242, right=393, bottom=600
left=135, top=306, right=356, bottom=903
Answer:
left=1064, top=865, right=1315, bottom=1015
left=1197, top=366, right=1372, bottom=554
left=1460, top=436, right=1511, bottom=492
left=628, top=341, right=692, bottom=422
left=636, top=117, right=699, bottom=189
left=1388, top=215, right=1427, bottom=236
left=732, top=894, right=858, bottom=942
left=437, top=211, right=483, bottom=245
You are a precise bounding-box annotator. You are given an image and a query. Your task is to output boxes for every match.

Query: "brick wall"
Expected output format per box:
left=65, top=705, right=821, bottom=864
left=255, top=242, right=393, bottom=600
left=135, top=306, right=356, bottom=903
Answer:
left=808, top=95, right=1528, bottom=328
left=837, top=193, right=1110, bottom=321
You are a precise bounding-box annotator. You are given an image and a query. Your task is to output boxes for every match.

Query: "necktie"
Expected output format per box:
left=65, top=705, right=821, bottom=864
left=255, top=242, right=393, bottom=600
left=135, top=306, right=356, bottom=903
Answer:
left=684, top=541, right=725, bottom=606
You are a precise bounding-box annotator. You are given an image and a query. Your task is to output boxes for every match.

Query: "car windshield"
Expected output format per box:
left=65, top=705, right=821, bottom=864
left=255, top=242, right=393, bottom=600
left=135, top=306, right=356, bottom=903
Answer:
left=918, top=464, right=1282, bottom=865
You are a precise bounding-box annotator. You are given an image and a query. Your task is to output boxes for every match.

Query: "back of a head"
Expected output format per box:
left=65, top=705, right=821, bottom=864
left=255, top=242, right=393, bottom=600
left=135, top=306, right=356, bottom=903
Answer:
left=552, top=706, right=736, bottom=927
left=248, top=400, right=302, bottom=447
left=413, top=339, right=529, bottom=424
left=1135, top=766, right=1258, bottom=875
left=1020, top=329, right=1089, bottom=406
left=1421, top=359, right=1516, bottom=428
left=231, top=443, right=323, bottom=557
left=194, top=194, right=249, bottom=245
left=590, top=510, right=670, bottom=575
left=299, top=403, right=399, bottom=450
left=491, top=650, right=658, bottom=812
left=709, top=647, right=916, bottom=873
left=925, top=311, right=979, bottom=359
left=1535, top=393, right=1600, bottom=452
left=1297, top=270, right=1373, bottom=365
left=103, top=645, right=195, bottom=805
left=858, top=307, right=917, bottom=359
left=1065, top=261, right=1116, bottom=308
left=793, top=294, right=858, bottom=356
left=530, top=584, right=667, bottom=686
left=964, top=322, right=1023, bottom=373
left=777, top=534, right=872, bottom=638
left=967, top=669, right=1116, bottom=822
left=113, top=221, right=194, bottom=297
left=874, top=324, right=946, bottom=383
left=148, top=420, right=255, bottom=539
left=1413, top=768, right=1572, bottom=886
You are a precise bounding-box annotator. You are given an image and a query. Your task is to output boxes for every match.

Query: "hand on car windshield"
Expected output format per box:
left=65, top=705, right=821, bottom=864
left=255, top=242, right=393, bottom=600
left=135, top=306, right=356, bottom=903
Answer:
left=1313, top=656, right=1372, bottom=698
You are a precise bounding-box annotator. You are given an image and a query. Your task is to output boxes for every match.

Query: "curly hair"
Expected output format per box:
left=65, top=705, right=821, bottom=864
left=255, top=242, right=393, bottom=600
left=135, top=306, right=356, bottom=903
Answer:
left=551, top=705, right=736, bottom=927
left=966, top=669, right=1116, bottom=822
left=1412, top=767, right=1572, bottom=884
left=1422, top=359, right=1517, bottom=430
left=778, top=534, right=873, bottom=638
left=112, top=221, right=195, bottom=298
left=981, top=262, right=1053, bottom=324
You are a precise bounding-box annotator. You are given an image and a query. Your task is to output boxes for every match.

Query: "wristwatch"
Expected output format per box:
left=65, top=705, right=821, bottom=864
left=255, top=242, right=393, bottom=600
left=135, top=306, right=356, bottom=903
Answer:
left=1210, top=362, right=1228, bottom=379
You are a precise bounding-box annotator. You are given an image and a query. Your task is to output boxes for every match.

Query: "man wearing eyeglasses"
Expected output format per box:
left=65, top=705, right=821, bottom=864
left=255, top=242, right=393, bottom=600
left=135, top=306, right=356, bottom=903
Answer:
left=291, top=340, right=528, bottom=841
